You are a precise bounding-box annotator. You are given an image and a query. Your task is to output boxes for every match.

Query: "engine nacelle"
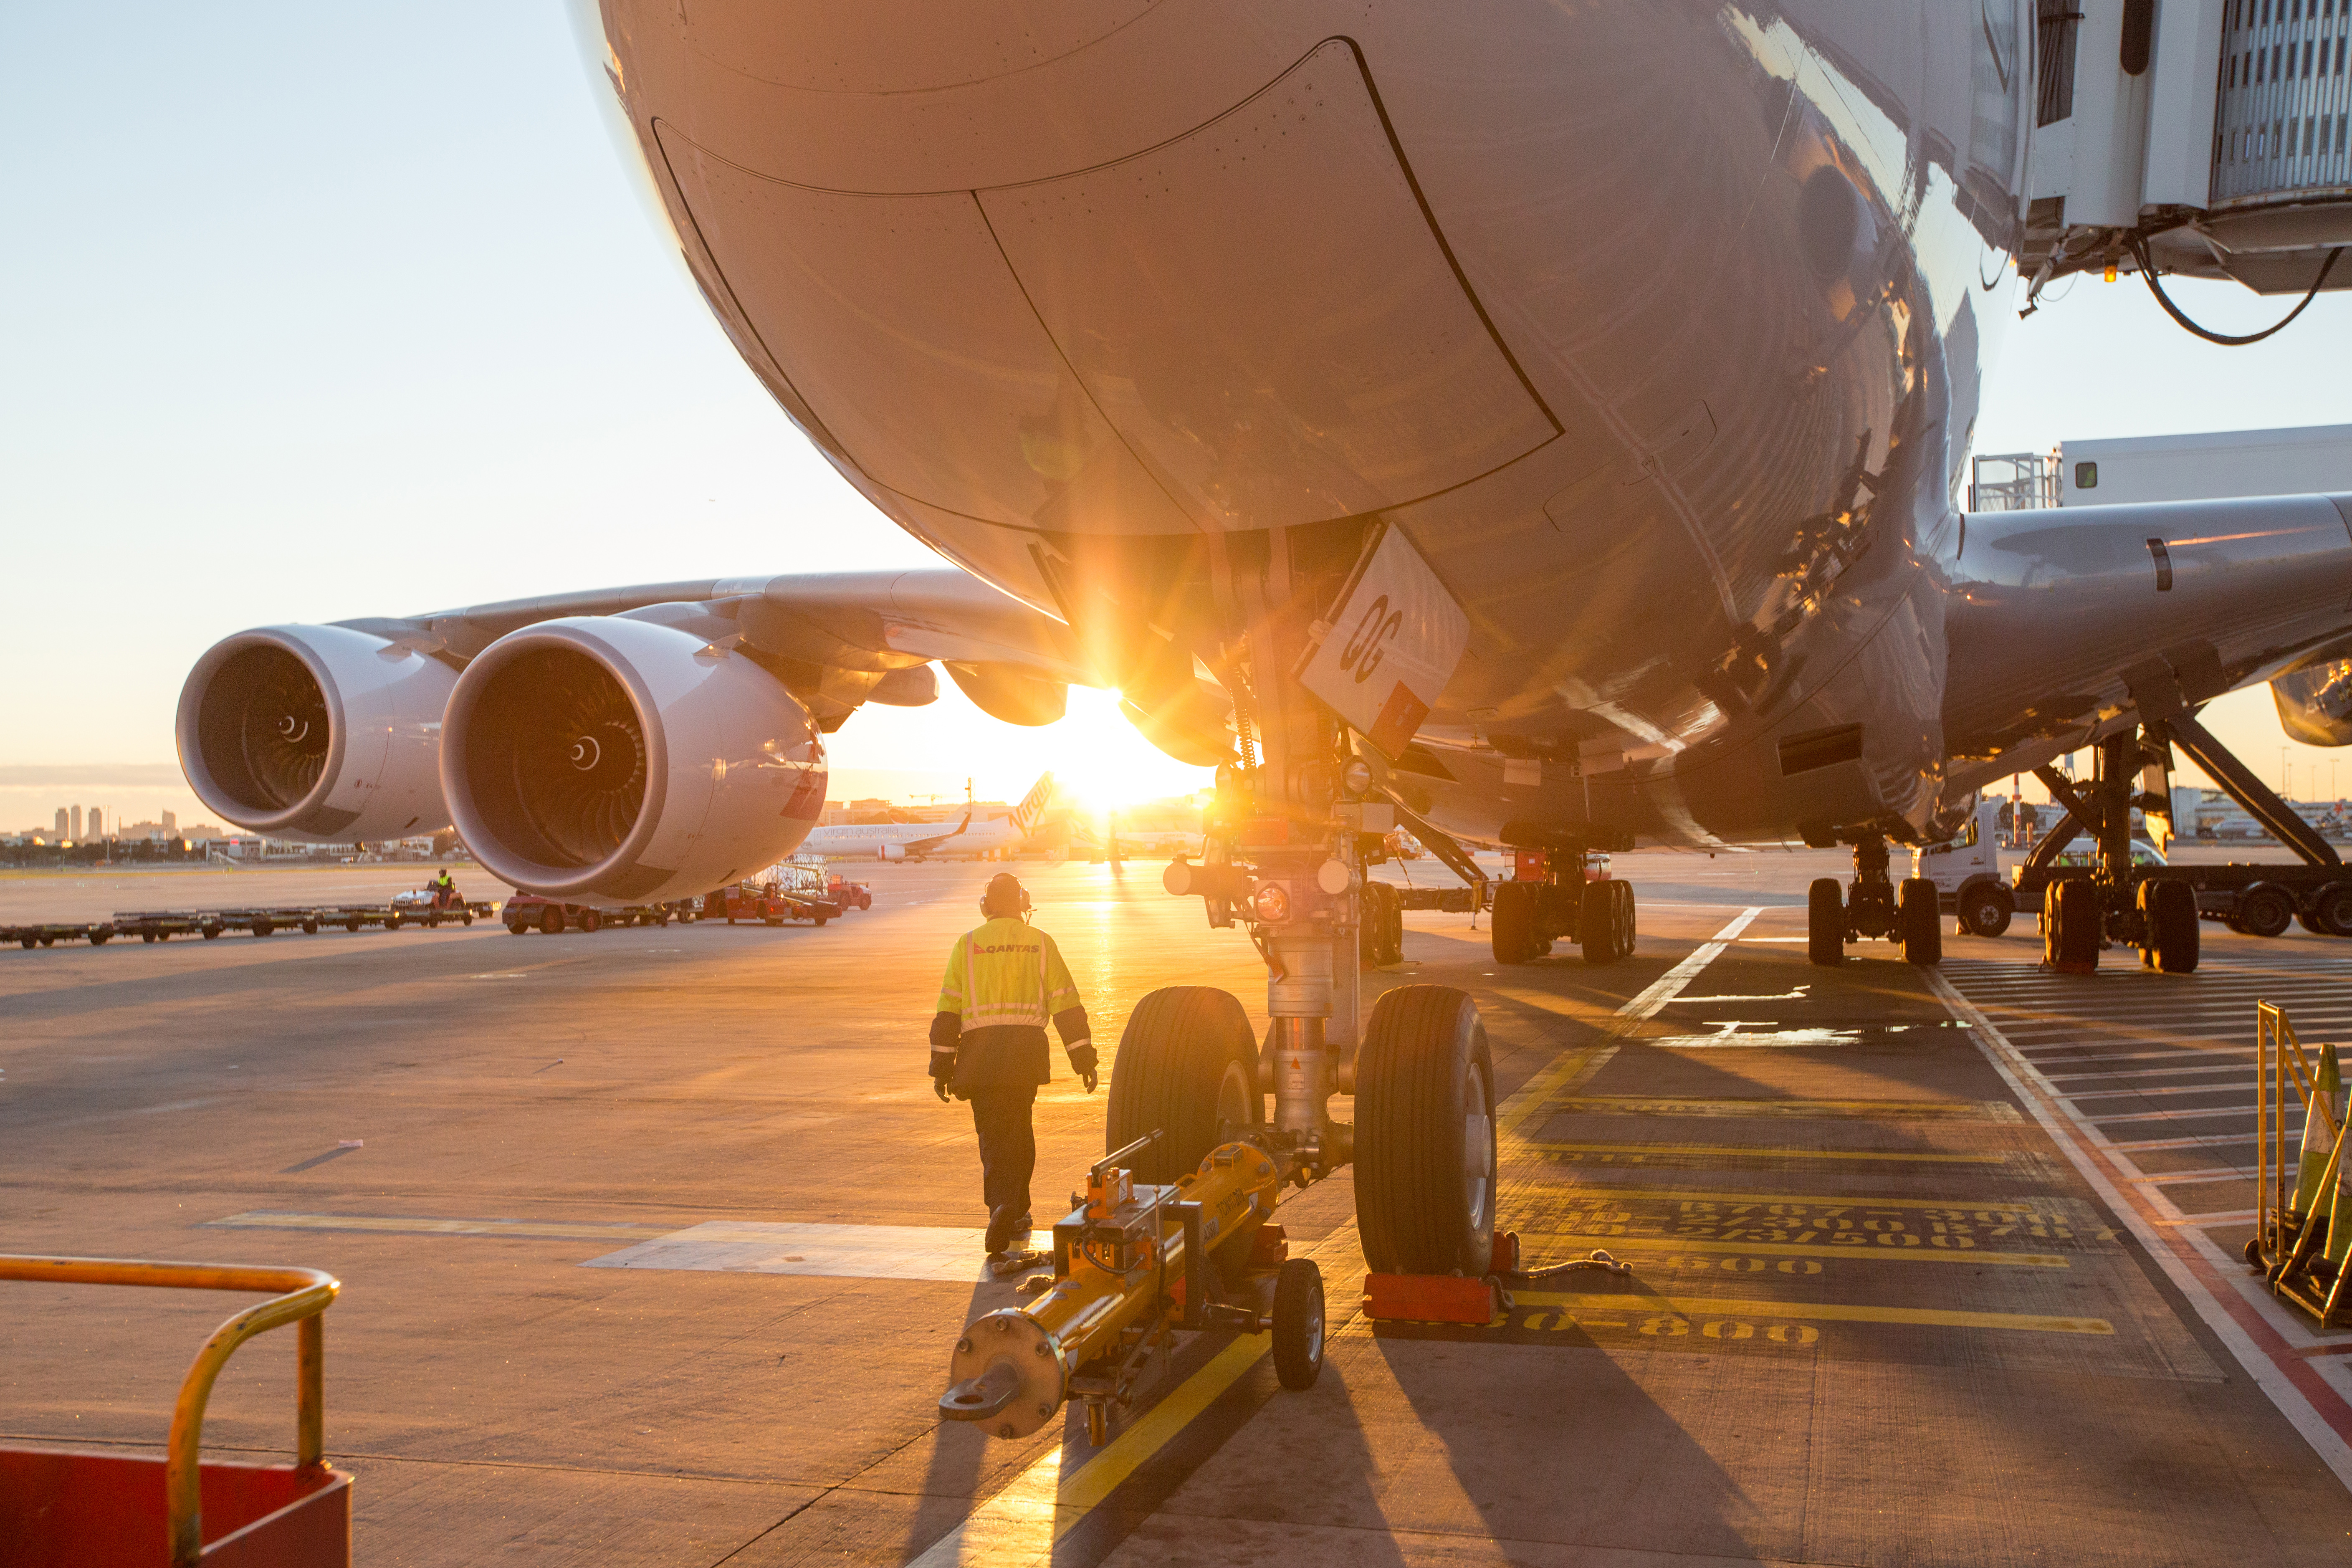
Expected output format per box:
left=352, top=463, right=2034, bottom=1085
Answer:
left=878, top=843, right=907, bottom=862
left=441, top=616, right=827, bottom=903
left=177, top=625, right=456, bottom=842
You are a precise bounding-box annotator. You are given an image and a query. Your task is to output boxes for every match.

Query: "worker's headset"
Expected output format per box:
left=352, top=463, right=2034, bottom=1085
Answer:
left=980, top=876, right=1032, bottom=920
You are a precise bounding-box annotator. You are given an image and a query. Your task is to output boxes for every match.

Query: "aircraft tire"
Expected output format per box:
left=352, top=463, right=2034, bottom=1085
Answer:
left=2046, top=880, right=2101, bottom=972
left=1104, top=986, right=1259, bottom=1184
left=1899, top=878, right=1942, bottom=966
left=1354, top=986, right=1496, bottom=1277
left=1807, top=879, right=1844, bottom=966
left=1270, top=1258, right=1326, bottom=1391
left=1578, top=879, right=1620, bottom=964
left=1490, top=881, right=1541, bottom=964
left=2140, top=879, right=2199, bottom=973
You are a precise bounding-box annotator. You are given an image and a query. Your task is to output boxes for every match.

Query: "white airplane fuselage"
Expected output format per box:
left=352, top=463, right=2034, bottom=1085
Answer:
left=581, top=3, right=2352, bottom=853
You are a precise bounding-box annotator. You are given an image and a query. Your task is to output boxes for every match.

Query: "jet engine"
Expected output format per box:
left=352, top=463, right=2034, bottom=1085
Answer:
left=440, top=616, right=826, bottom=903
left=177, top=625, right=457, bottom=842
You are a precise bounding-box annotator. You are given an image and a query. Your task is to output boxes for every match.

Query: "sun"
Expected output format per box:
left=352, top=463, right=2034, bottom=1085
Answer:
left=1042, top=686, right=1214, bottom=815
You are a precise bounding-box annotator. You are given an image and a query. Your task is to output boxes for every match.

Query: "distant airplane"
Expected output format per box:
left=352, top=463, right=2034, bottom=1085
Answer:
left=802, top=774, right=1055, bottom=862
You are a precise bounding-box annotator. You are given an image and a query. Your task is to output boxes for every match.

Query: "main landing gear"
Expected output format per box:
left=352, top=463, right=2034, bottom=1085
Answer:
left=2027, top=726, right=2200, bottom=975
left=1807, top=835, right=1940, bottom=967
left=1490, top=849, right=1634, bottom=966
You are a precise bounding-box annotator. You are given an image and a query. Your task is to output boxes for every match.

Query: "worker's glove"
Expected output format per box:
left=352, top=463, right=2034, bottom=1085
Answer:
left=1068, top=1042, right=1099, bottom=1094
left=929, top=1048, right=957, bottom=1103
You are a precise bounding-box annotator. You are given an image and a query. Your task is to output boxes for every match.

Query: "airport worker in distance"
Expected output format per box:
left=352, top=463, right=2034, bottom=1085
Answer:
left=427, top=867, right=459, bottom=909
left=930, top=873, right=1098, bottom=1265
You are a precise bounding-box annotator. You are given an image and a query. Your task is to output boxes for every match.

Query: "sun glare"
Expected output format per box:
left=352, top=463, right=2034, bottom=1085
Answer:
left=1042, top=686, right=1212, bottom=816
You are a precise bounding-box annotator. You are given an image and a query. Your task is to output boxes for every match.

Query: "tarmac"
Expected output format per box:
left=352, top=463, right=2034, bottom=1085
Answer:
left=5, top=850, right=2352, bottom=1565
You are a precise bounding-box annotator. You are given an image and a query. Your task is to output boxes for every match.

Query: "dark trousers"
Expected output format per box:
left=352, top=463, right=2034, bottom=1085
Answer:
left=969, top=1084, right=1037, bottom=1223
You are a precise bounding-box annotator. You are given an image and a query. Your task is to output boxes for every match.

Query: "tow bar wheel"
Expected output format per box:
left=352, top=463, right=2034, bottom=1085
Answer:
left=1271, top=1257, right=1325, bottom=1390
left=1104, top=986, right=1260, bottom=1184
left=1354, top=986, right=1497, bottom=1277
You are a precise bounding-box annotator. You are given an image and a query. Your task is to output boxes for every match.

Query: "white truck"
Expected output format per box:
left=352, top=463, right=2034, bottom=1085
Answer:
left=1910, top=800, right=2014, bottom=938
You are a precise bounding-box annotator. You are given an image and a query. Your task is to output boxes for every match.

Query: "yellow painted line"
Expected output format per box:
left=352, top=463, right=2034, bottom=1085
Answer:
left=1532, top=1140, right=2007, bottom=1165
left=1554, top=1096, right=2019, bottom=1121
left=1494, top=908, right=1760, bottom=1142
left=1535, top=1187, right=2054, bottom=1214
left=1497, top=1045, right=1614, bottom=1141
left=209, top=1210, right=670, bottom=1242
left=1513, top=1290, right=2112, bottom=1335
left=1522, top=1233, right=2068, bottom=1267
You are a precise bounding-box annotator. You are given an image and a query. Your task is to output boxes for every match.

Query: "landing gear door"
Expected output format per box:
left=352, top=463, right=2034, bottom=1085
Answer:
left=1295, top=521, right=1469, bottom=760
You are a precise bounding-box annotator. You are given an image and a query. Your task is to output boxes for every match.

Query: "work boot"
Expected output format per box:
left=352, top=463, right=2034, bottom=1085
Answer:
left=984, top=1204, right=1021, bottom=1256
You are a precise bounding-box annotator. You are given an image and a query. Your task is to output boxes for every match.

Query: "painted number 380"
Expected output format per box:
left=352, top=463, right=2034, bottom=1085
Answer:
left=1340, top=595, right=1405, bottom=686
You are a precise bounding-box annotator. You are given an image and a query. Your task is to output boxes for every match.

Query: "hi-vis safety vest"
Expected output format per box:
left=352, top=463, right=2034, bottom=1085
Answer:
left=936, top=917, right=1079, bottom=1032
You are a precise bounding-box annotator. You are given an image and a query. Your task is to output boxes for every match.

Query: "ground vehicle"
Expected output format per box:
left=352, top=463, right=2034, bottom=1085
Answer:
left=1910, top=801, right=2015, bottom=938
left=716, top=864, right=839, bottom=926
left=789, top=856, right=871, bottom=910
left=391, top=885, right=476, bottom=928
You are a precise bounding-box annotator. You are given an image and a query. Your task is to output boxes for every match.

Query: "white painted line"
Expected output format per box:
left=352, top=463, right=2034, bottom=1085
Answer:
left=1931, top=970, right=2352, bottom=1491
left=1621, top=907, right=1765, bottom=1022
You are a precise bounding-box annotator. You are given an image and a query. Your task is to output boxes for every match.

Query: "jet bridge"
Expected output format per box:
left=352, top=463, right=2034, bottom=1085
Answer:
left=2022, top=0, right=2352, bottom=306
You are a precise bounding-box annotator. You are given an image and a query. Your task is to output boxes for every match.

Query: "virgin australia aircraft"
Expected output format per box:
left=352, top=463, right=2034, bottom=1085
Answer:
left=803, top=774, right=1056, bottom=862
left=178, top=4, right=2352, bottom=917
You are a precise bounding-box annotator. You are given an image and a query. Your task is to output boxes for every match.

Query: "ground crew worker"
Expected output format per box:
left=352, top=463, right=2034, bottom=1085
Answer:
left=427, top=867, right=458, bottom=909
left=930, top=873, right=1097, bottom=1265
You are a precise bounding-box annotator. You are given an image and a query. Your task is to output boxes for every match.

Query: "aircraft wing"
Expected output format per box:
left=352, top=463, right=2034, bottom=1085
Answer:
left=333, top=569, right=1099, bottom=731
left=903, top=810, right=974, bottom=856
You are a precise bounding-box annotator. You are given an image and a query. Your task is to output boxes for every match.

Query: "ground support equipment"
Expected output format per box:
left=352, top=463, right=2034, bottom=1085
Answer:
left=0, top=1253, right=350, bottom=1567
left=3, top=921, right=118, bottom=948
left=940, top=1133, right=1310, bottom=1444
left=1807, top=835, right=1942, bottom=967
left=2245, top=1003, right=2352, bottom=1327
left=4, top=902, right=499, bottom=950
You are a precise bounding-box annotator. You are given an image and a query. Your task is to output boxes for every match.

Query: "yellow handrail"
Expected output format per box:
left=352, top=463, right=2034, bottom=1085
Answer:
left=0, top=1255, right=340, bottom=1568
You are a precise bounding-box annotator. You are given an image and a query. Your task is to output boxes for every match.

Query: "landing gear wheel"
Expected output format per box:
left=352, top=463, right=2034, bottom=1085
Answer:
left=539, top=906, right=564, bottom=936
left=1898, top=878, right=1942, bottom=966
left=1358, top=883, right=1404, bottom=968
left=1578, top=879, right=1624, bottom=964
left=1490, top=881, right=1541, bottom=964
left=2045, top=879, right=2101, bottom=973
left=2140, top=879, right=2200, bottom=973
left=2238, top=885, right=2294, bottom=939
left=1103, top=986, right=1260, bottom=1184
left=1270, top=1257, right=1326, bottom=1391
left=1355, top=986, right=1496, bottom=1277
left=1614, top=878, right=1635, bottom=957
left=1957, top=882, right=2011, bottom=938
left=1807, top=879, right=1844, bottom=967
